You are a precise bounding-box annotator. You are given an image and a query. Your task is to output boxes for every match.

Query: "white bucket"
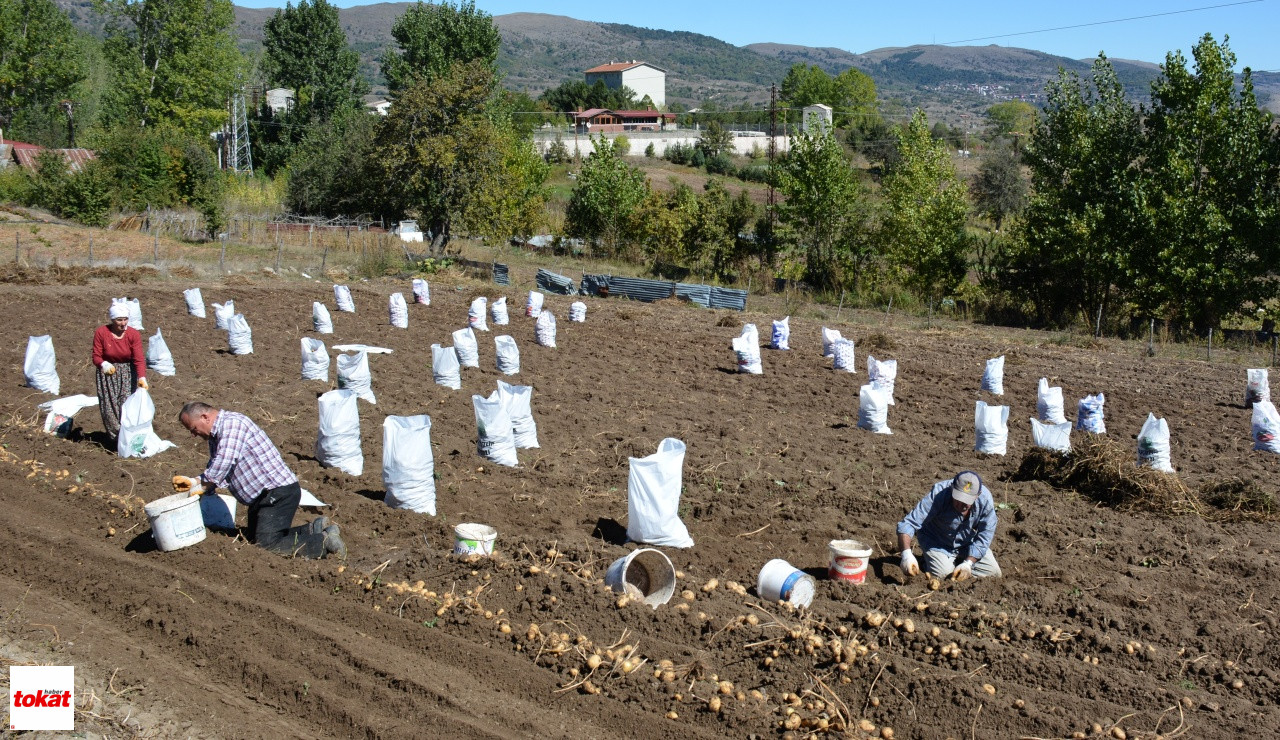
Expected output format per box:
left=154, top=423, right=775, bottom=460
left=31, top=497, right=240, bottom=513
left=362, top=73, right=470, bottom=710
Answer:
left=828, top=539, right=873, bottom=584
left=604, top=548, right=676, bottom=608
left=144, top=494, right=207, bottom=552
left=453, top=523, right=497, bottom=556
left=758, top=558, right=815, bottom=608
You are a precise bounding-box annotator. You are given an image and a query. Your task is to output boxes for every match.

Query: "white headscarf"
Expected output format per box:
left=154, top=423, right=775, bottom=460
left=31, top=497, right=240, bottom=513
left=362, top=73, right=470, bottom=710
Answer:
left=109, top=303, right=129, bottom=320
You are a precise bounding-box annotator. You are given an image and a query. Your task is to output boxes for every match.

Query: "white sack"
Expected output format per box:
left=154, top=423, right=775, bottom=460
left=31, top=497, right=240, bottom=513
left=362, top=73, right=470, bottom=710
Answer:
left=857, top=383, right=893, bottom=434
left=626, top=438, right=693, bottom=548
left=821, top=327, right=842, bottom=358
left=226, top=314, right=253, bottom=355
left=117, top=389, right=175, bottom=458
left=1251, top=400, right=1280, bottom=454
left=733, top=323, right=762, bottom=374
left=1036, top=378, right=1068, bottom=424
left=312, top=302, right=332, bottom=334
left=975, top=400, right=1010, bottom=455
left=183, top=288, right=205, bottom=318
left=498, top=379, right=539, bottom=449
left=146, top=328, right=176, bottom=376
left=981, top=356, right=1005, bottom=395
left=431, top=344, right=461, bottom=390
left=469, top=296, right=489, bottom=331
left=300, top=337, right=329, bottom=381
left=1136, top=412, right=1174, bottom=472
left=495, top=335, right=520, bottom=375
left=491, top=296, right=509, bottom=325
left=336, top=351, right=376, bottom=404
left=331, top=344, right=393, bottom=354
left=1030, top=417, right=1072, bottom=453
left=334, top=284, right=355, bottom=312
left=526, top=290, right=544, bottom=317
left=771, top=316, right=790, bottom=350
left=389, top=292, right=408, bottom=328
left=473, top=390, right=518, bottom=467
left=113, top=297, right=143, bottom=331
left=382, top=415, right=436, bottom=515
left=38, top=394, right=97, bottom=436
left=832, top=338, right=856, bottom=373
left=535, top=311, right=557, bottom=348
left=316, top=389, right=362, bottom=475
left=23, top=335, right=58, bottom=394
left=1246, top=369, right=1270, bottom=409
left=569, top=301, right=587, bottom=323
left=1076, top=393, right=1106, bottom=434
left=867, top=355, right=897, bottom=404
left=213, top=301, right=235, bottom=330
left=453, top=327, right=479, bottom=368
left=411, top=278, right=430, bottom=305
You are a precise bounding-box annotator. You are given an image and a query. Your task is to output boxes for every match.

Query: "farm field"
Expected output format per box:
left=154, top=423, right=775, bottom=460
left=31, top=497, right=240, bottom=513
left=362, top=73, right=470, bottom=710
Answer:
left=1, top=271, right=1278, bottom=739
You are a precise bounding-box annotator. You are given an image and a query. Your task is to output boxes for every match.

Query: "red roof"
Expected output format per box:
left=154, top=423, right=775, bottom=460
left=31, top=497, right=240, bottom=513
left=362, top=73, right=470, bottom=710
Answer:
left=4, top=140, right=42, bottom=150
left=11, top=146, right=97, bottom=173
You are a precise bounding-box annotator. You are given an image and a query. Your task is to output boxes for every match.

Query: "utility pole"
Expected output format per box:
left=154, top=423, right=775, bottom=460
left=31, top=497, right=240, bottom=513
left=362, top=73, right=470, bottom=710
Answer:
left=60, top=100, right=74, bottom=148
left=767, top=84, right=778, bottom=237
left=228, top=87, right=253, bottom=174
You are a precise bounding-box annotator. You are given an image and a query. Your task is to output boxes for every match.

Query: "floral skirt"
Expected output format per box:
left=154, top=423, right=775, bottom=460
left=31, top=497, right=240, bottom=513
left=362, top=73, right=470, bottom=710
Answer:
left=96, top=364, right=136, bottom=441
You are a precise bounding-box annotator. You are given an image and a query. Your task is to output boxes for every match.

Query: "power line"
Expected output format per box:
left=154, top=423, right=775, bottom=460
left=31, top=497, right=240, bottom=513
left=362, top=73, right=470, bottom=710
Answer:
left=940, top=0, right=1264, bottom=45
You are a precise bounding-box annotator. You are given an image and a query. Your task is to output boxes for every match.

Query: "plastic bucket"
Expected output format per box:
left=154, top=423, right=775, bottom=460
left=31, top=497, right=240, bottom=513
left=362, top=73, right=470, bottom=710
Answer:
left=758, top=558, right=815, bottom=608
left=453, top=523, right=497, bottom=556
left=828, top=539, right=873, bottom=584
left=604, top=548, right=676, bottom=608
left=199, top=494, right=238, bottom=531
left=144, top=494, right=207, bottom=552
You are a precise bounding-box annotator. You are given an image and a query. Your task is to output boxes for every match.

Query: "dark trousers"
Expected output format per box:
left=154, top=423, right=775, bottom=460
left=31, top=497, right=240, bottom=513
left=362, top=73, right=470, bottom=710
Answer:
left=246, top=482, right=327, bottom=559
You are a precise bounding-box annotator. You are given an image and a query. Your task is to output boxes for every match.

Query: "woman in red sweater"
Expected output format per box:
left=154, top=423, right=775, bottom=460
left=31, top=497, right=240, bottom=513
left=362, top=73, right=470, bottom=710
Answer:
left=92, top=303, right=148, bottom=443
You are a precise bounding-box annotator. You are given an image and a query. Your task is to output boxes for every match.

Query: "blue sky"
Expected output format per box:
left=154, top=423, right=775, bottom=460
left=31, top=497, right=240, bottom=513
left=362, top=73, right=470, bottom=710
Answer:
left=238, top=0, right=1280, bottom=72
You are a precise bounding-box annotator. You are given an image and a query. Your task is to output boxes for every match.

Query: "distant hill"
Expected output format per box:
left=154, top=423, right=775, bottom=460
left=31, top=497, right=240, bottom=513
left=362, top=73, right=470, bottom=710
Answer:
left=51, top=1, right=1279, bottom=113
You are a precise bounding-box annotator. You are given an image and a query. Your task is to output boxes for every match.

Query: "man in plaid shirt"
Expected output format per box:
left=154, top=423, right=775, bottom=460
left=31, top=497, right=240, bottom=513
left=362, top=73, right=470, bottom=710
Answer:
left=173, top=401, right=345, bottom=559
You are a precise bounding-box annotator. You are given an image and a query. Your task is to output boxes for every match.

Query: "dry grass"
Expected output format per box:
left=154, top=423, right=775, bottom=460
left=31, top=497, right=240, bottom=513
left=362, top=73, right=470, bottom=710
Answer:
left=0, top=263, right=151, bottom=285
left=1017, top=438, right=1278, bottom=522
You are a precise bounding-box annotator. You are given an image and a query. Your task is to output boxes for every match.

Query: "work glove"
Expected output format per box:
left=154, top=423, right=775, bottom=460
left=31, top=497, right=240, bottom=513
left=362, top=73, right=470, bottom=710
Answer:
left=952, top=560, right=974, bottom=581
left=172, top=475, right=205, bottom=496
left=100, top=361, right=116, bottom=375
left=137, top=377, right=149, bottom=390
left=900, top=550, right=920, bottom=577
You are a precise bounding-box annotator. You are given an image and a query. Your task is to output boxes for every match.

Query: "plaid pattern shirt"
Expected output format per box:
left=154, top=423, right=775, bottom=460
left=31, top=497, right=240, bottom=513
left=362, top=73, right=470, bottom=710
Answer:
left=202, top=411, right=297, bottom=504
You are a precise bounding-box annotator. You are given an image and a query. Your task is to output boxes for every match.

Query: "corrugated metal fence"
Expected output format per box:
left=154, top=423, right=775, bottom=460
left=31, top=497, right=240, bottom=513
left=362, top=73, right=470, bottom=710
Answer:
left=447, top=263, right=746, bottom=311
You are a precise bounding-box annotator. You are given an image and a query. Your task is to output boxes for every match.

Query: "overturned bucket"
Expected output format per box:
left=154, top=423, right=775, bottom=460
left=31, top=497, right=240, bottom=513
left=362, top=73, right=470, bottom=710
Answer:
left=453, top=523, right=497, bottom=556
left=828, top=539, right=873, bottom=584
left=758, top=558, right=815, bottom=608
left=604, top=548, right=676, bottom=609
left=145, top=493, right=207, bottom=552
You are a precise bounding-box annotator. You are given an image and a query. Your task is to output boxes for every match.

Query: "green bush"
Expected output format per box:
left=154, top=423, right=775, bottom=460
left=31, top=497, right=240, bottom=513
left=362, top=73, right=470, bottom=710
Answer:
left=0, top=166, right=34, bottom=204
left=644, top=142, right=655, bottom=158
left=613, top=135, right=630, bottom=156
left=690, top=148, right=706, bottom=168
left=57, top=161, right=114, bottom=227
left=705, top=152, right=736, bottom=176
left=664, top=141, right=695, bottom=165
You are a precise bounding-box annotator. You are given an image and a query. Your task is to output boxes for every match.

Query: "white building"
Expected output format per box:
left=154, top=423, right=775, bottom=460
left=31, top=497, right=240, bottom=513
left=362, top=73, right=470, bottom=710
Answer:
left=584, top=61, right=667, bottom=109
left=365, top=99, right=392, bottom=116
left=801, top=104, right=833, bottom=135
left=264, top=88, right=295, bottom=115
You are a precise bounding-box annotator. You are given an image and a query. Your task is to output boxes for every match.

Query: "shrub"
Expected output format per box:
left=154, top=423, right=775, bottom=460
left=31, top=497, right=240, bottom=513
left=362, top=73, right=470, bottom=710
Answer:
left=613, top=135, right=630, bottom=156
left=644, top=142, right=655, bottom=158
left=546, top=137, right=570, bottom=164
left=690, top=148, right=706, bottom=168
left=664, top=141, right=695, bottom=165
left=705, top=152, right=736, bottom=176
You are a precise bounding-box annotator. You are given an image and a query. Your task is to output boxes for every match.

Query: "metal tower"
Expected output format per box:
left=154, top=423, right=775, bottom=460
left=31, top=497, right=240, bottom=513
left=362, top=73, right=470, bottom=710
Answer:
left=228, top=90, right=253, bottom=174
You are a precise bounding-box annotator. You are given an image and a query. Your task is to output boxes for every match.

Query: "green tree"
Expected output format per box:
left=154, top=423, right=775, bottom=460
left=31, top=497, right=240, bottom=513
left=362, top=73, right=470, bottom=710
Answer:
left=1017, top=55, right=1144, bottom=328
left=697, top=119, right=732, bottom=158
left=539, top=79, right=636, bottom=114
left=774, top=124, right=869, bottom=290
left=1135, top=34, right=1280, bottom=331
left=878, top=109, right=971, bottom=302
left=381, top=0, right=499, bottom=94
left=262, top=0, right=367, bottom=124
left=370, top=60, right=544, bottom=254
left=780, top=63, right=878, bottom=128
left=986, top=100, right=1038, bottom=141
left=970, top=144, right=1027, bottom=231
left=0, top=0, right=84, bottom=132
left=97, top=0, right=242, bottom=133
left=565, top=135, right=649, bottom=256
left=284, top=107, right=378, bottom=216
left=629, top=181, right=697, bottom=269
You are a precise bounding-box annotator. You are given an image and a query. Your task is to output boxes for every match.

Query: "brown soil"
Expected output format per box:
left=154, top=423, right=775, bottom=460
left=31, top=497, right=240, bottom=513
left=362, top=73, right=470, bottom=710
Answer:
left=1, top=274, right=1278, bottom=739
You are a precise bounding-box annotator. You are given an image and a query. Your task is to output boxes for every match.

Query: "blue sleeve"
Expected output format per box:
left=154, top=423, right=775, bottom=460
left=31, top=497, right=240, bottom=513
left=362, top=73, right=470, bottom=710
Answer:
left=898, top=480, right=949, bottom=537
left=966, top=488, right=999, bottom=559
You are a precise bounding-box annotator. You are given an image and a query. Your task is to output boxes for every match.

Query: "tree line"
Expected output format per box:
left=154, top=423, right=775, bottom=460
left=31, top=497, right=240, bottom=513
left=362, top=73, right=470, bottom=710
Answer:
left=0, top=1, right=1276, bottom=332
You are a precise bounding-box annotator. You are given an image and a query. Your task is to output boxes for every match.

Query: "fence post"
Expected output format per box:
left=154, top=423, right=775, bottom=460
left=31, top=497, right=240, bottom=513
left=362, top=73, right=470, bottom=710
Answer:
left=14, top=231, right=18, bottom=263
left=275, top=238, right=282, bottom=272
left=1147, top=319, right=1155, bottom=357
left=153, top=229, right=159, bottom=264
left=835, top=289, right=845, bottom=321
left=1207, top=328, right=1213, bottom=362
left=219, top=233, right=226, bottom=272
left=884, top=296, right=893, bottom=326
left=88, top=236, right=93, bottom=266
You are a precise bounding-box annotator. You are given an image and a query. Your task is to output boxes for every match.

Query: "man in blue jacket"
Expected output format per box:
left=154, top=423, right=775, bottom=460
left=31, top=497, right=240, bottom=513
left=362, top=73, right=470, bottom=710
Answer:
left=897, top=471, right=1001, bottom=581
